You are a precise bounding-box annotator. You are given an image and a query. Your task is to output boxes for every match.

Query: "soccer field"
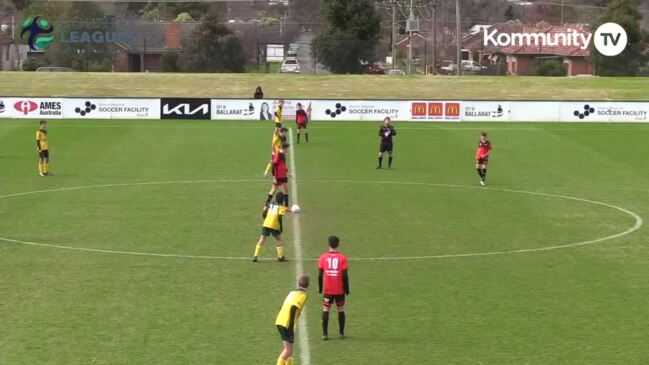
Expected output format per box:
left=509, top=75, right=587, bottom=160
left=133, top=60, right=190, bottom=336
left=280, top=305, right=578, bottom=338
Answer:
left=1, top=119, right=649, bottom=364
left=0, top=72, right=648, bottom=100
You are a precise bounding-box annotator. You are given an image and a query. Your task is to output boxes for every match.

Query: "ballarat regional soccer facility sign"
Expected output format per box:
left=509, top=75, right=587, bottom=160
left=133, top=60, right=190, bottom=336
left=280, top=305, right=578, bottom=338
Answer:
left=0, top=97, right=648, bottom=122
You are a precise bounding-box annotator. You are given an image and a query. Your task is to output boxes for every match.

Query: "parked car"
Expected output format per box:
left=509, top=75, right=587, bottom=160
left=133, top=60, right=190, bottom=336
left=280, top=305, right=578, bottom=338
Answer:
left=461, top=60, right=486, bottom=72
left=365, top=64, right=385, bottom=75
left=440, top=60, right=456, bottom=74
left=35, top=66, right=75, bottom=72
left=280, top=58, right=300, bottom=73
left=387, top=69, right=406, bottom=76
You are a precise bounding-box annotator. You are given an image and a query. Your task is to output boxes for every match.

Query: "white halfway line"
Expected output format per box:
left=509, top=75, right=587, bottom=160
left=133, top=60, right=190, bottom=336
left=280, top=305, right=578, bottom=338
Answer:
left=288, top=128, right=311, bottom=365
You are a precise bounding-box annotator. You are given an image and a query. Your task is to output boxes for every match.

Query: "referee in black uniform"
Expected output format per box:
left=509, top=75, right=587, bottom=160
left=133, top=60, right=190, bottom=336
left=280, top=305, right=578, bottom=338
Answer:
left=377, top=117, right=397, bottom=169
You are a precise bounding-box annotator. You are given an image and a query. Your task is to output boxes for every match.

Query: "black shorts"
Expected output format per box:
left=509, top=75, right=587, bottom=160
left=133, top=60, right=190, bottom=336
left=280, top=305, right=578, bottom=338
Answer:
left=274, top=177, right=288, bottom=185
left=296, top=123, right=307, bottom=129
left=39, top=150, right=49, bottom=158
left=277, top=325, right=295, bottom=343
left=275, top=122, right=282, bottom=128
left=379, top=142, right=393, bottom=153
left=261, top=227, right=281, bottom=237
left=323, top=294, right=346, bottom=307
left=476, top=157, right=489, bottom=165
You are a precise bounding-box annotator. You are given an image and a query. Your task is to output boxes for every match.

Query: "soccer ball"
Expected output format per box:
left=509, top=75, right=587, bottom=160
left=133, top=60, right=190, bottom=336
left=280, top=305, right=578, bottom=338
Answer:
left=291, top=204, right=301, bottom=213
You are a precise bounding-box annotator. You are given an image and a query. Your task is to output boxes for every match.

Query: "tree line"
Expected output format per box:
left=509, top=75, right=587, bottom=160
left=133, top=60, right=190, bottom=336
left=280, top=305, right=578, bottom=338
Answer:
left=7, top=0, right=649, bottom=75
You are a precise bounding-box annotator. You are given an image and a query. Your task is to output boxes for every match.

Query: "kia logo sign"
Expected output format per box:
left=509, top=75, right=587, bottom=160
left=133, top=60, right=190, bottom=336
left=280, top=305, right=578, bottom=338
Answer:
left=161, top=98, right=211, bottom=120
left=163, top=104, right=208, bottom=116
left=14, top=100, right=38, bottom=115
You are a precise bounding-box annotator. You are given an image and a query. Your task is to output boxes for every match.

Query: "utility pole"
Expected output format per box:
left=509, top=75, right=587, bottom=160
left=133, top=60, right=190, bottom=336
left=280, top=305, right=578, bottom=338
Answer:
left=560, top=0, right=564, bottom=24
left=408, top=0, right=413, bottom=76
left=455, top=0, right=461, bottom=76
left=280, top=13, right=286, bottom=37
left=431, top=0, right=436, bottom=75
left=391, top=0, right=396, bottom=70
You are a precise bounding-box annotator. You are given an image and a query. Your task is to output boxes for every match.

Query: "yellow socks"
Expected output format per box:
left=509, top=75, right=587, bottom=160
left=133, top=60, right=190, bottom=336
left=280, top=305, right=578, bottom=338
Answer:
left=286, top=357, right=293, bottom=365
left=276, top=357, right=286, bottom=365
left=276, top=246, right=284, bottom=258
left=254, top=244, right=263, bottom=257
left=38, top=163, right=44, bottom=174
left=43, top=162, right=49, bottom=173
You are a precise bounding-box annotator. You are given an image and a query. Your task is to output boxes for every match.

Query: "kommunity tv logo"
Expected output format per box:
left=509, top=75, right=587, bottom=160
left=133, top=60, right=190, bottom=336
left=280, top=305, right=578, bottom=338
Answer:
left=484, top=22, right=627, bottom=57
left=21, top=16, right=54, bottom=51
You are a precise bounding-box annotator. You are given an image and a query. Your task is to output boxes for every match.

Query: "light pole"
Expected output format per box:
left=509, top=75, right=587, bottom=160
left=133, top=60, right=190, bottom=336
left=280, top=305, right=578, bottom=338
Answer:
left=431, top=0, right=436, bottom=75
left=391, top=0, right=396, bottom=70
left=408, top=0, right=413, bottom=76
left=455, top=0, right=461, bottom=76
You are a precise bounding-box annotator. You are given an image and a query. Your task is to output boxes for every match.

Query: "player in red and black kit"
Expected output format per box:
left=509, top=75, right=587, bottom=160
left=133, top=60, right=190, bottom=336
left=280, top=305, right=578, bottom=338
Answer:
left=377, top=117, right=396, bottom=169
left=295, top=102, right=311, bottom=143
left=476, top=131, right=492, bottom=186
left=318, top=235, right=349, bottom=340
left=266, top=143, right=290, bottom=207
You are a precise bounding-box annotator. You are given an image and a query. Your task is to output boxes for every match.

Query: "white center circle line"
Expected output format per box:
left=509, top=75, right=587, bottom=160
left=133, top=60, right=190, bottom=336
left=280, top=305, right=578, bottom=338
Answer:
left=0, top=179, right=642, bottom=261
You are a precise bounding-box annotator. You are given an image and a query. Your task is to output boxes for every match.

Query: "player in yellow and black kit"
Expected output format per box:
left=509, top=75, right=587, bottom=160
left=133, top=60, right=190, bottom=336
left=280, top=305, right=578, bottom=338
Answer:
left=275, top=275, right=309, bottom=365
left=274, top=100, right=284, bottom=129
left=36, top=120, right=51, bottom=176
left=252, top=192, right=293, bottom=262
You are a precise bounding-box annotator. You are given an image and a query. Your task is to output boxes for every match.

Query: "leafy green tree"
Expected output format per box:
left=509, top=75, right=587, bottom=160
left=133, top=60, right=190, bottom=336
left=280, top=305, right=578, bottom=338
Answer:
left=536, top=59, right=567, bottom=76
left=21, top=57, right=44, bottom=71
left=43, top=2, right=114, bottom=71
left=312, top=0, right=381, bottom=74
left=590, top=0, right=647, bottom=76
left=9, top=0, right=26, bottom=11
left=504, top=5, right=514, bottom=21
left=19, top=1, right=60, bottom=24
left=161, top=51, right=181, bottom=72
left=182, top=15, right=246, bottom=73
left=1, top=1, right=16, bottom=12
left=174, top=12, right=194, bottom=22
left=259, top=17, right=280, bottom=26
left=142, top=2, right=224, bottom=21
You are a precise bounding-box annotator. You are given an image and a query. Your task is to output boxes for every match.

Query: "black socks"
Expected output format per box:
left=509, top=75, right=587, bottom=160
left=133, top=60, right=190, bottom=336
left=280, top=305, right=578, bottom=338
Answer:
left=322, top=311, right=329, bottom=335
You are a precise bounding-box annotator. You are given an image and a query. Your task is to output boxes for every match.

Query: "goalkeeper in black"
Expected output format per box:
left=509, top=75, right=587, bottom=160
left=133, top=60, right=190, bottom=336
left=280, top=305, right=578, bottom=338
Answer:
left=377, top=117, right=397, bottom=169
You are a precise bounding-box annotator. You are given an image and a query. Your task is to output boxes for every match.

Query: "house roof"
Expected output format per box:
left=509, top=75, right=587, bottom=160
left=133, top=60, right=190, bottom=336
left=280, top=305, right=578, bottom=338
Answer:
left=115, top=21, right=198, bottom=54
left=467, top=24, right=491, bottom=35
left=464, top=20, right=591, bottom=58
left=500, top=24, right=591, bottom=57
left=463, top=20, right=524, bottom=53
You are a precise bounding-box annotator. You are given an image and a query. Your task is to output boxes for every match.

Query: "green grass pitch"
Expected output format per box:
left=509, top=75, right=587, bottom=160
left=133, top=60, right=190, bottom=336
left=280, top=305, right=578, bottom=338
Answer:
left=2, top=119, right=649, bottom=364
left=0, top=72, right=648, bottom=100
